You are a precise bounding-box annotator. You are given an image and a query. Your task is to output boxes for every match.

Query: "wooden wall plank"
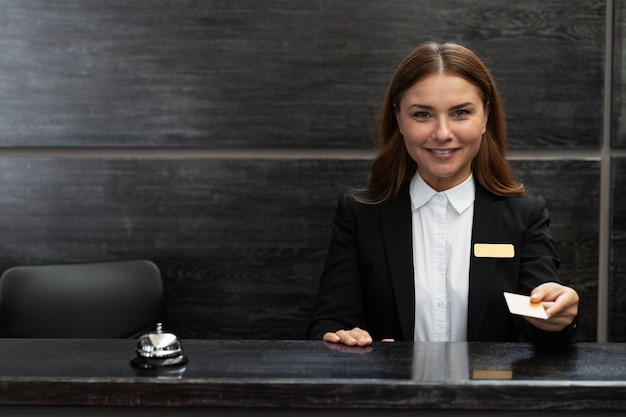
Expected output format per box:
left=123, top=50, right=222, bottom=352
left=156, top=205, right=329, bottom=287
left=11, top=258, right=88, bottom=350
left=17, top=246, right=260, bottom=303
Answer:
left=0, top=157, right=370, bottom=339
left=610, top=157, right=626, bottom=341
left=0, top=0, right=604, bottom=149
left=0, top=157, right=598, bottom=340
left=614, top=0, right=626, bottom=148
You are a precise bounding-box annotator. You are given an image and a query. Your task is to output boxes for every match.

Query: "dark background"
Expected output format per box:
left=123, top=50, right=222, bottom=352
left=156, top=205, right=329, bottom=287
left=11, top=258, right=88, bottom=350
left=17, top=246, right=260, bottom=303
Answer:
left=0, top=0, right=620, bottom=341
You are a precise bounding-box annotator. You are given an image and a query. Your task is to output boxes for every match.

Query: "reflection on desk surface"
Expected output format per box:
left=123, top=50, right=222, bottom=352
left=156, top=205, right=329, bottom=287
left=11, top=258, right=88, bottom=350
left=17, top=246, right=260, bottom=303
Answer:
left=0, top=339, right=623, bottom=382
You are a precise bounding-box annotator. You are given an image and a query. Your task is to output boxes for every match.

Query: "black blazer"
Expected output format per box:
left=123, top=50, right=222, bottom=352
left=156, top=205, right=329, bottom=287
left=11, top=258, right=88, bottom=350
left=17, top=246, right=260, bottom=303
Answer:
left=308, top=181, right=577, bottom=343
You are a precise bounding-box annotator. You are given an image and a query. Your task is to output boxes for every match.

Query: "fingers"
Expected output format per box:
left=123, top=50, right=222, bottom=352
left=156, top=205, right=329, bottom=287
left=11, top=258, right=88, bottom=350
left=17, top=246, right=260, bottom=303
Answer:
left=527, top=283, right=579, bottom=331
left=323, top=327, right=373, bottom=346
left=322, top=332, right=341, bottom=343
left=531, top=282, right=578, bottom=303
left=531, top=283, right=579, bottom=317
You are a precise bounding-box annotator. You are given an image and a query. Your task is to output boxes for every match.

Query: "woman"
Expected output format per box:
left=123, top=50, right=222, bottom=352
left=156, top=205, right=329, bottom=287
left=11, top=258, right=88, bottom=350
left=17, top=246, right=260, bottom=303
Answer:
left=308, top=42, right=579, bottom=346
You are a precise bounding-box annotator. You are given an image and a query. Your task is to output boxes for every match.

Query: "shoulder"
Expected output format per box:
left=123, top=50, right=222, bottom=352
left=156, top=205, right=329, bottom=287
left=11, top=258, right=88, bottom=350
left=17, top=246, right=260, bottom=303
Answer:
left=503, top=193, right=546, bottom=213
left=334, top=191, right=382, bottom=221
left=477, top=183, right=546, bottom=210
left=476, top=185, right=549, bottom=224
left=345, top=181, right=412, bottom=207
left=333, top=186, right=411, bottom=225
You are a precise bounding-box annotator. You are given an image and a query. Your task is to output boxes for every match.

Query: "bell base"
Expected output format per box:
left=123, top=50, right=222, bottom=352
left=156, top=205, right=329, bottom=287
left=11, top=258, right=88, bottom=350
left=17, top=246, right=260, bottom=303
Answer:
left=131, top=354, right=188, bottom=370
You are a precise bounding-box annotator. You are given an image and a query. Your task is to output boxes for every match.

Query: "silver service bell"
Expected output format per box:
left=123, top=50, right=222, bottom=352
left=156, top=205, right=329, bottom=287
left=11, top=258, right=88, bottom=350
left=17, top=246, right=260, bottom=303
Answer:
left=131, top=323, right=188, bottom=370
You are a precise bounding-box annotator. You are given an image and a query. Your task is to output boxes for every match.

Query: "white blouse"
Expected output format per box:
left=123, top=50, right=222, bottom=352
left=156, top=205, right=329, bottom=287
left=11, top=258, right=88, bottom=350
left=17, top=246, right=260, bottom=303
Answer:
left=409, top=172, right=475, bottom=341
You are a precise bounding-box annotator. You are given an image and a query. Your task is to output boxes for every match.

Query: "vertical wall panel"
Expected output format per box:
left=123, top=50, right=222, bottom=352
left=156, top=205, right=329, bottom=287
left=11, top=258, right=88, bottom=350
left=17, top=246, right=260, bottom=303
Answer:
left=610, top=157, right=626, bottom=341
left=614, top=0, right=626, bottom=148
left=611, top=0, right=626, bottom=341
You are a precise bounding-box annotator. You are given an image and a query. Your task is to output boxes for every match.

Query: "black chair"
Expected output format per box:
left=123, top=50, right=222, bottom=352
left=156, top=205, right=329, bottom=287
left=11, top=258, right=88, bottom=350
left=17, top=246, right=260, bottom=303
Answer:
left=0, top=259, right=165, bottom=338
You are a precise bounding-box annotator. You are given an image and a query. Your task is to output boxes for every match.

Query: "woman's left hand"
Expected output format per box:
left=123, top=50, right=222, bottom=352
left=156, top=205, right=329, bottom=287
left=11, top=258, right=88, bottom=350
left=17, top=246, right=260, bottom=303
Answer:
left=524, top=282, right=579, bottom=332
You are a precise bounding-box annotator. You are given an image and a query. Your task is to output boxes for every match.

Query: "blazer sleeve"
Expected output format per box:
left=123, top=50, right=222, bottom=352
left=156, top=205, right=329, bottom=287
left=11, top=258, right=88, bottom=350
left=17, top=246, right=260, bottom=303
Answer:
left=464, top=188, right=579, bottom=343
left=511, top=195, right=578, bottom=344
left=307, top=193, right=366, bottom=339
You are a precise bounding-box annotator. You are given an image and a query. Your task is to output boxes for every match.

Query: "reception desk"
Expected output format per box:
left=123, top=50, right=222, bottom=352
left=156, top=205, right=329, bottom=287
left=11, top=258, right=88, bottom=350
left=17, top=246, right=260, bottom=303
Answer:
left=0, top=339, right=625, bottom=416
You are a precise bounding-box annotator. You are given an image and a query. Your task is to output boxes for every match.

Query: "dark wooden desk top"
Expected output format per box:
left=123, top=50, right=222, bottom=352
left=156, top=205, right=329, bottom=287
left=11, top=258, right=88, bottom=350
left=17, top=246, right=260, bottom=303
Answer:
left=0, top=339, right=625, bottom=415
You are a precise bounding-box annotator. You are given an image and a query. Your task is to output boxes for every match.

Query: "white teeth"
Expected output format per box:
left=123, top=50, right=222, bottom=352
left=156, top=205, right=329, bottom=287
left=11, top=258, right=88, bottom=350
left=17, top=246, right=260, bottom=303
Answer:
left=431, top=149, right=452, bottom=154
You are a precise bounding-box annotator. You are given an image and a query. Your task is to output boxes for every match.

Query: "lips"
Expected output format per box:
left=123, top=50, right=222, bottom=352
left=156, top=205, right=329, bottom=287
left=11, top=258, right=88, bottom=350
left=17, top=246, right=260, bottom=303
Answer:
left=429, top=149, right=455, bottom=154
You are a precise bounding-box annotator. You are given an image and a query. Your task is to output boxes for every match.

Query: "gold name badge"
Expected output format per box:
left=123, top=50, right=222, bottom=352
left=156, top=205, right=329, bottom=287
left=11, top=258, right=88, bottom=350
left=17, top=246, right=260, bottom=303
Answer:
left=473, top=243, right=515, bottom=258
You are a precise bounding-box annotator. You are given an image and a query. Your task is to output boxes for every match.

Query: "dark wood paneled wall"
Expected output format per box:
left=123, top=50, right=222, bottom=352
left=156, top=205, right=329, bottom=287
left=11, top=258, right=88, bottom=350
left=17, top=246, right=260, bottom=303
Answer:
left=614, top=0, right=626, bottom=148
left=612, top=1, right=626, bottom=341
left=0, top=157, right=370, bottom=339
left=0, top=0, right=612, bottom=341
left=612, top=157, right=626, bottom=341
left=0, top=158, right=599, bottom=339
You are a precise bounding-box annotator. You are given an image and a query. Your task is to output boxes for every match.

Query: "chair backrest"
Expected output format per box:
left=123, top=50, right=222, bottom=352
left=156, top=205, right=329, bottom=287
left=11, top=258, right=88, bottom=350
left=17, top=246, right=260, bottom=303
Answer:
left=0, top=259, right=165, bottom=338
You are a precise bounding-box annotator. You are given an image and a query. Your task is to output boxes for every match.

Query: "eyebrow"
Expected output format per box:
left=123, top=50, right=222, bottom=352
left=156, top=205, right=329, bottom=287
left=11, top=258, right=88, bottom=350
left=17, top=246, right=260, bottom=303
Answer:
left=407, top=102, right=476, bottom=111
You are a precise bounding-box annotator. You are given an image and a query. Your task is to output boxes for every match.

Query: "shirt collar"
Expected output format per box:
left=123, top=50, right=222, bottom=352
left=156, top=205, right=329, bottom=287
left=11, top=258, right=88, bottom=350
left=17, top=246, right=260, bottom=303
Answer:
left=409, top=173, right=475, bottom=214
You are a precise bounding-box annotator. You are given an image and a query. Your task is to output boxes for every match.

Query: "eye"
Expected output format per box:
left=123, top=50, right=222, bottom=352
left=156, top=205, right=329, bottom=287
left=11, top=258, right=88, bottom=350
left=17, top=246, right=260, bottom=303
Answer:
left=452, top=109, right=471, bottom=118
left=412, top=111, right=432, bottom=120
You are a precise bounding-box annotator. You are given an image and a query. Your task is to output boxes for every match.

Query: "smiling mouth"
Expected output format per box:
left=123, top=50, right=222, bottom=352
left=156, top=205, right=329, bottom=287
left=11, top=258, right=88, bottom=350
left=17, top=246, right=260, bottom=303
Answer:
left=429, top=149, right=455, bottom=154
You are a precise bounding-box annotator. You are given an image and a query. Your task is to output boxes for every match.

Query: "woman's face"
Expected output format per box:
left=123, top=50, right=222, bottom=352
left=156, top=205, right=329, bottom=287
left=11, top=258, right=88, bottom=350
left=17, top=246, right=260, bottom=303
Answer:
left=395, top=73, right=488, bottom=191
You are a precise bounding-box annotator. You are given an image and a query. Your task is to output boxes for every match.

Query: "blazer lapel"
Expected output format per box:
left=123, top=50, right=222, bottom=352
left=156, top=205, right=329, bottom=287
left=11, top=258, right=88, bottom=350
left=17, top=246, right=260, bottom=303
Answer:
left=467, top=185, right=503, bottom=340
left=380, top=185, right=415, bottom=340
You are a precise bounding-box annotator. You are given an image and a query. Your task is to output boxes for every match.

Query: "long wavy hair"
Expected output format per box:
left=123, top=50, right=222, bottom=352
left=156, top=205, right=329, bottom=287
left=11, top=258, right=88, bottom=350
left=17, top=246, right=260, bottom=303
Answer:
left=358, top=42, right=525, bottom=204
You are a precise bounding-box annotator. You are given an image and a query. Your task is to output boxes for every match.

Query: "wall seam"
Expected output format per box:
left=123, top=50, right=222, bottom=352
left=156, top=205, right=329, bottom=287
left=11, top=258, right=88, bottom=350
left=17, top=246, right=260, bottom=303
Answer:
left=597, top=0, right=614, bottom=343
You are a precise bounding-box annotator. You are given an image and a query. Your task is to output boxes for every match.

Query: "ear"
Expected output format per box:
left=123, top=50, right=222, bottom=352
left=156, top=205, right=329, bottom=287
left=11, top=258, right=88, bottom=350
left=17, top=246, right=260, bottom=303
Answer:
left=481, top=103, right=490, bottom=134
left=394, top=104, right=404, bottom=135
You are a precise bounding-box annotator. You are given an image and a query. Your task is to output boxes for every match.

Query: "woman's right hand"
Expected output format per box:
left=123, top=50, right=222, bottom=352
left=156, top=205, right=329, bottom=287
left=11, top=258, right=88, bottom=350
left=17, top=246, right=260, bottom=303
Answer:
left=323, top=327, right=373, bottom=346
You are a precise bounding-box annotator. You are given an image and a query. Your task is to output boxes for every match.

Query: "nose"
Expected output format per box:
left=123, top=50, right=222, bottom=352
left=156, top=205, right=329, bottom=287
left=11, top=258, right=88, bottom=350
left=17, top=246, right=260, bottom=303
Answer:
left=433, top=117, right=452, bottom=141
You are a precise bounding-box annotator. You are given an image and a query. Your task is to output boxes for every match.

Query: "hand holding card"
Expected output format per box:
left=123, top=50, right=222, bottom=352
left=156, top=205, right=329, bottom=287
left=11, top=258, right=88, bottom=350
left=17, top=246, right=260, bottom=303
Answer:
left=503, top=292, right=548, bottom=319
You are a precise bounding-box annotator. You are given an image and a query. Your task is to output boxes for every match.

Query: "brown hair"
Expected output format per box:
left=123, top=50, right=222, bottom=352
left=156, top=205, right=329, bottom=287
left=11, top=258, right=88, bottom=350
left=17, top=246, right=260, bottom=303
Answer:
left=359, top=42, right=525, bottom=204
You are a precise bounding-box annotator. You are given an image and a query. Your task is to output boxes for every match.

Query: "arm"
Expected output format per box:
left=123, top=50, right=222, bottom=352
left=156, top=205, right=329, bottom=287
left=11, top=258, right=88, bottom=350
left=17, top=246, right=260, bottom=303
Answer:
left=307, top=194, right=368, bottom=341
left=516, top=196, right=579, bottom=343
